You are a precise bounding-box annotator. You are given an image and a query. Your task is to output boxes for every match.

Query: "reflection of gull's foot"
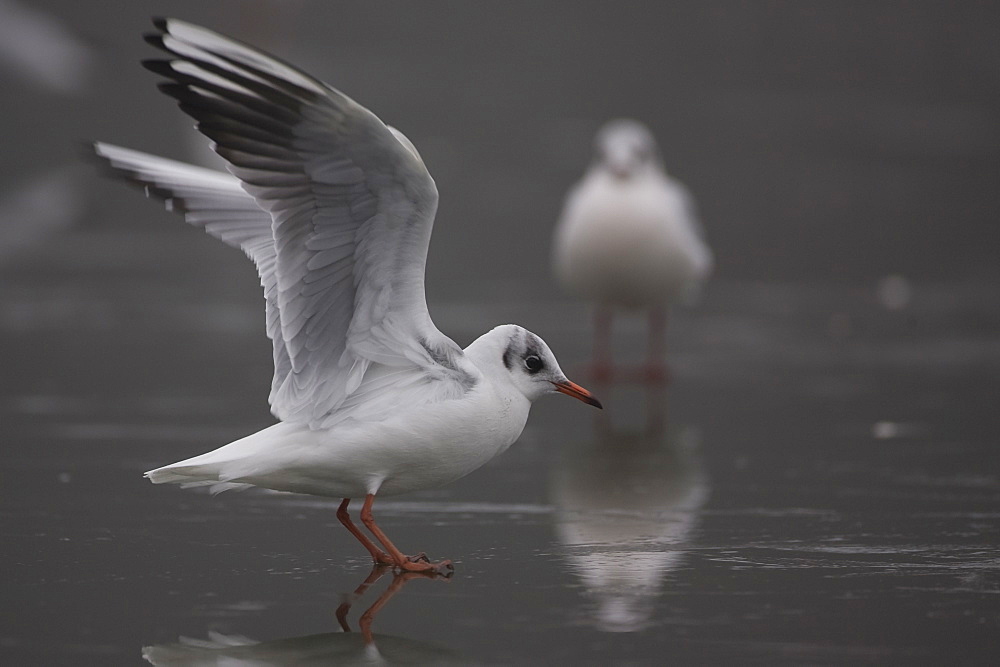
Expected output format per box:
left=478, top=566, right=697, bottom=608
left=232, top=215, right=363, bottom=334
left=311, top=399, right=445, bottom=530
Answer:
left=336, top=564, right=394, bottom=631
left=397, top=557, right=454, bottom=576
left=335, top=600, right=354, bottom=631
left=341, top=564, right=450, bottom=642
left=431, top=560, right=454, bottom=577
left=405, top=552, right=430, bottom=563
left=356, top=568, right=450, bottom=644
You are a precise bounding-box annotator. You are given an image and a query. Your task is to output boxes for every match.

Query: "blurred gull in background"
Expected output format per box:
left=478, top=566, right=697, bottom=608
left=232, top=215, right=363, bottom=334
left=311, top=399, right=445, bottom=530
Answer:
left=553, top=119, right=712, bottom=381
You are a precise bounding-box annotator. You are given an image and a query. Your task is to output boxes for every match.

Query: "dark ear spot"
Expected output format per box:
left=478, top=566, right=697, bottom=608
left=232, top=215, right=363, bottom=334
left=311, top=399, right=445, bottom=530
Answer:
left=502, top=344, right=513, bottom=370
left=524, top=333, right=543, bottom=360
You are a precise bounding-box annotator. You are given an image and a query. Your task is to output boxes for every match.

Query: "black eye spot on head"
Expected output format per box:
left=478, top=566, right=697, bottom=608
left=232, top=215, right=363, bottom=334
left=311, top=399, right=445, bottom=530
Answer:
left=524, top=355, right=543, bottom=373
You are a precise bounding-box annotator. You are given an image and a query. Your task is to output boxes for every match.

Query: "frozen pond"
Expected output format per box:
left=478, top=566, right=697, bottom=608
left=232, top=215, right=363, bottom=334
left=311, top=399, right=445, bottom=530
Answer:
left=2, top=233, right=997, bottom=663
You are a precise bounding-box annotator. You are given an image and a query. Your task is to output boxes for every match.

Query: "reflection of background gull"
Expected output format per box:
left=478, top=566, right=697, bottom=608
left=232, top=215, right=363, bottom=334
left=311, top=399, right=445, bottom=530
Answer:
left=551, top=387, right=709, bottom=632
left=142, top=566, right=469, bottom=666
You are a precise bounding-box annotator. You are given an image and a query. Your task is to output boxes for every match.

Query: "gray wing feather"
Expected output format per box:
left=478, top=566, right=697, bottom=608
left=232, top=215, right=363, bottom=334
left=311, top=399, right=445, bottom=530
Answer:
left=101, top=18, right=475, bottom=428
left=91, top=143, right=295, bottom=404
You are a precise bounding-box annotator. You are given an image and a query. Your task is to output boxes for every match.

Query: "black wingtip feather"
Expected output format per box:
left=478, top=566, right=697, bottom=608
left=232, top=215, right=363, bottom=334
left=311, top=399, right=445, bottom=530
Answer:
left=142, top=59, right=174, bottom=76
left=151, top=17, right=169, bottom=32
left=143, top=33, right=167, bottom=50
left=142, top=18, right=326, bottom=105
left=156, top=81, right=184, bottom=95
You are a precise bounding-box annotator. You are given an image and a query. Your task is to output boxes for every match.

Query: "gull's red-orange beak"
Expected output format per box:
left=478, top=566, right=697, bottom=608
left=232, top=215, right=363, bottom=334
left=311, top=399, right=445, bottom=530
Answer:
left=551, top=380, right=603, bottom=409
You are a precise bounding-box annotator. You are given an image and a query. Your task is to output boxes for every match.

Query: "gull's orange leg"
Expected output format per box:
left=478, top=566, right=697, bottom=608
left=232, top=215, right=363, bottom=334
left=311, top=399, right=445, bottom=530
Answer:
left=337, top=498, right=393, bottom=565
left=360, top=493, right=454, bottom=575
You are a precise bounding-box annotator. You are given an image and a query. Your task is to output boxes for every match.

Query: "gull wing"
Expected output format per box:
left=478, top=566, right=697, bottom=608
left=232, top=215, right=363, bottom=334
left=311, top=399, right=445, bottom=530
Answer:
left=92, top=142, right=292, bottom=404
left=134, top=18, right=476, bottom=428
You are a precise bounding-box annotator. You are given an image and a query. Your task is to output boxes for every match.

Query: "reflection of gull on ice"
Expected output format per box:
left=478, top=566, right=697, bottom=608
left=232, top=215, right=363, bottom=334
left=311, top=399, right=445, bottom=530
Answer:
left=143, top=630, right=465, bottom=666
left=551, top=395, right=708, bottom=632
left=143, top=566, right=469, bottom=666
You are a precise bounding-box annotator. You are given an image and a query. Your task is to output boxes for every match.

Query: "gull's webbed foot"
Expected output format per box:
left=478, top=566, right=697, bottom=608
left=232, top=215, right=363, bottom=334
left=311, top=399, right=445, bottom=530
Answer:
left=397, top=558, right=454, bottom=577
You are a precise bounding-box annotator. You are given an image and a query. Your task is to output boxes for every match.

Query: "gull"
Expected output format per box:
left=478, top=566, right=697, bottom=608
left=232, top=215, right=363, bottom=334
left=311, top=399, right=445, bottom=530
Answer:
left=552, top=119, right=712, bottom=381
left=93, top=18, right=601, bottom=575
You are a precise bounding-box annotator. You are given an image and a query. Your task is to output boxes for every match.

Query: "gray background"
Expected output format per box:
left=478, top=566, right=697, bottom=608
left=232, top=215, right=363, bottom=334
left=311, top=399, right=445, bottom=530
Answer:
left=2, top=2, right=998, bottom=664
left=4, top=1, right=998, bottom=291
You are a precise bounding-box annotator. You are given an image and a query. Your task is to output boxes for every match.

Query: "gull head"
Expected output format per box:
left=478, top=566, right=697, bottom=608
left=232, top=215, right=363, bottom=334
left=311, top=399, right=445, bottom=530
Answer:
left=467, top=325, right=602, bottom=408
left=594, top=118, right=661, bottom=179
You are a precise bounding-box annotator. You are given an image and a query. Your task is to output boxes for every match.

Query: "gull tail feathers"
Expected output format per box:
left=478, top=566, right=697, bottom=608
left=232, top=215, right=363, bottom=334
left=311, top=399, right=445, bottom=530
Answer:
left=142, top=423, right=298, bottom=493
left=144, top=465, right=252, bottom=495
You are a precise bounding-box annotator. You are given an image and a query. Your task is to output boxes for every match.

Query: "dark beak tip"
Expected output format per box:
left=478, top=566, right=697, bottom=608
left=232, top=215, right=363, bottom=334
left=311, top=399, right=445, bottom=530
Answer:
left=552, top=380, right=604, bottom=410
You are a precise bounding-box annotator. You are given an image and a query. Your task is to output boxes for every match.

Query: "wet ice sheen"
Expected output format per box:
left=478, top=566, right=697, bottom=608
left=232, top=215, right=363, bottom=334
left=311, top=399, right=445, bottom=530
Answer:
left=2, top=276, right=998, bottom=663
